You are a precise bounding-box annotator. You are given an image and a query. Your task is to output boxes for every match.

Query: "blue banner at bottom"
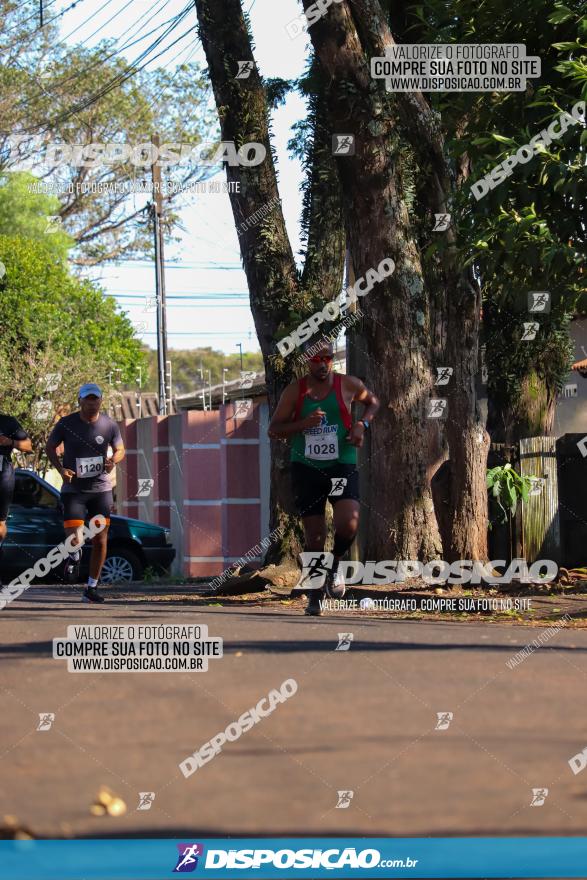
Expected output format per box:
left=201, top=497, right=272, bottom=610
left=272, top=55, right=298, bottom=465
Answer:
left=0, top=837, right=586, bottom=879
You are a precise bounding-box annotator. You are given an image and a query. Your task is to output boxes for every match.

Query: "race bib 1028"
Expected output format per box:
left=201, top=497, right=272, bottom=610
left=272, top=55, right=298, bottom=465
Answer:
left=304, top=424, right=339, bottom=461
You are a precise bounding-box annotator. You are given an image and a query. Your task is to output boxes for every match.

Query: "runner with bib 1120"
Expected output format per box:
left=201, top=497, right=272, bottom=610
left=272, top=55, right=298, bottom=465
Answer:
left=45, top=384, right=125, bottom=604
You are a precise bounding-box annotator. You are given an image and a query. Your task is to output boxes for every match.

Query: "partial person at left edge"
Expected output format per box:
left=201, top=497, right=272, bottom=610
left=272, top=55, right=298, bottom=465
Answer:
left=0, top=413, right=33, bottom=588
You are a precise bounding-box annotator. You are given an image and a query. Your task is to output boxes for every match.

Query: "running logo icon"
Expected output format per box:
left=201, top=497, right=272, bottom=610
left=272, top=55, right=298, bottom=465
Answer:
left=137, top=792, right=155, bottom=811
left=435, top=712, right=453, bottom=730
left=239, top=371, right=257, bottom=389
left=336, top=790, right=354, bottom=809
left=435, top=367, right=453, bottom=386
left=37, top=713, right=55, bottom=731
left=427, top=399, right=447, bottom=419
left=173, top=843, right=204, bottom=873
left=432, top=213, right=451, bottom=231
left=332, top=134, right=355, bottom=155
left=335, top=633, right=354, bottom=652
left=530, top=788, right=548, bottom=806
left=522, top=322, right=539, bottom=341
left=330, top=477, right=347, bottom=496
left=235, top=61, right=254, bottom=79
left=234, top=399, right=253, bottom=420
left=298, top=551, right=333, bottom=589
left=136, top=479, right=154, bottom=498
left=528, top=291, right=551, bottom=313
left=44, top=215, right=62, bottom=234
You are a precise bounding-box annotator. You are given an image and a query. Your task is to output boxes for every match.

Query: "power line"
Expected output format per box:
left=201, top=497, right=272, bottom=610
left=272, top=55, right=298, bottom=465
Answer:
left=53, top=0, right=177, bottom=87
left=140, top=331, right=256, bottom=336
left=2, top=0, right=67, bottom=35
left=104, top=293, right=249, bottom=309
left=59, top=0, right=126, bottom=43
left=3, top=0, right=96, bottom=55
left=111, top=260, right=242, bottom=269
left=44, top=18, right=196, bottom=130
left=14, top=2, right=195, bottom=135
left=10, top=6, right=191, bottom=134
left=105, top=287, right=247, bottom=293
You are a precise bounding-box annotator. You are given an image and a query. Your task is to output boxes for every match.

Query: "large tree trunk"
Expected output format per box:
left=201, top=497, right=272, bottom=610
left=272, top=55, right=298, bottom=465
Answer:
left=193, top=0, right=345, bottom=562
left=484, top=301, right=567, bottom=445
left=303, top=0, right=441, bottom=559
left=306, top=0, right=488, bottom=561
left=442, top=276, right=490, bottom=560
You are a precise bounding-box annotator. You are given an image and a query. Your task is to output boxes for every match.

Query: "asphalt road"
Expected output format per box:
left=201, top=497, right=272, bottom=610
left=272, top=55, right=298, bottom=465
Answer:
left=1, top=586, right=587, bottom=840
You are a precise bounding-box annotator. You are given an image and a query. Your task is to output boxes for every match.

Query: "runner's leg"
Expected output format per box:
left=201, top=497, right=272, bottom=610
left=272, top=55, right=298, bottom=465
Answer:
left=291, top=463, right=330, bottom=615
left=86, top=492, right=113, bottom=589
left=62, top=494, right=85, bottom=583
left=323, top=467, right=361, bottom=597
left=332, top=499, right=360, bottom=561
left=0, top=465, right=15, bottom=582
left=301, top=514, right=327, bottom=553
left=88, top=523, right=109, bottom=582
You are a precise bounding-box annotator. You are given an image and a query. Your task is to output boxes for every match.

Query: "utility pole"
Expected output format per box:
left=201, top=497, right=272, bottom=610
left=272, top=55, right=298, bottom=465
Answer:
left=237, top=343, right=243, bottom=371
left=39, top=0, right=43, bottom=27
left=151, top=133, right=168, bottom=415
left=136, top=366, right=143, bottom=420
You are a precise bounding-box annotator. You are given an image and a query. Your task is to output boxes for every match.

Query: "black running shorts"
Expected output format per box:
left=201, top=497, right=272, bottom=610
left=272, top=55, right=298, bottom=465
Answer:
left=291, top=462, right=360, bottom=518
left=62, top=490, right=113, bottom=528
left=0, top=461, right=15, bottom=522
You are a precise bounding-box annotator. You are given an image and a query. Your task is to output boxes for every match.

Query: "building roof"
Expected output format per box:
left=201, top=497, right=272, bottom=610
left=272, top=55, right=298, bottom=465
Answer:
left=107, top=392, right=173, bottom=420
left=175, top=349, right=347, bottom=410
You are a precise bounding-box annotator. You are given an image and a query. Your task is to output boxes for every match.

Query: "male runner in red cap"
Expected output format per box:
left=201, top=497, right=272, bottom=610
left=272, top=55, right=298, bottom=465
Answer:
left=268, top=340, right=379, bottom=615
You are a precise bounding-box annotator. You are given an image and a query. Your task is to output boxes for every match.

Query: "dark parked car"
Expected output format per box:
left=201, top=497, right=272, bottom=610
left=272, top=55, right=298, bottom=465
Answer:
left=0, top=469, right=175, bottom=584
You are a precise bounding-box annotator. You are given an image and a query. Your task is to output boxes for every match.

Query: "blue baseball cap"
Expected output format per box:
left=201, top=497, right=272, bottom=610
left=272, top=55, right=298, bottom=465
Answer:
left=79, top=383, right=102, bottom=399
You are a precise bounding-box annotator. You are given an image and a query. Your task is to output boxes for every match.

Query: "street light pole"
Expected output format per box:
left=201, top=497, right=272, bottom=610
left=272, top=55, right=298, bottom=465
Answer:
left=166, top=359, right=173, bottom=412
left=237, top=343, right=243, bottom=371
left=222, top=368, right=228, bottom=404
left=151, top=133, right=168, bottom=416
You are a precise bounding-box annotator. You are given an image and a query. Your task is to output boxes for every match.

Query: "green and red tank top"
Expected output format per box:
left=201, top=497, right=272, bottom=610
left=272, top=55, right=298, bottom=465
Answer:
left=290, top=373, right=356, bottom=468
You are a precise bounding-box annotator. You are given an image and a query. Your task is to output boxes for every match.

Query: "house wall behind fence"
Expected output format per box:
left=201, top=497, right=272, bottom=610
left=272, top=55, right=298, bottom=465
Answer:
left=117, top=400, right=270, bottom=579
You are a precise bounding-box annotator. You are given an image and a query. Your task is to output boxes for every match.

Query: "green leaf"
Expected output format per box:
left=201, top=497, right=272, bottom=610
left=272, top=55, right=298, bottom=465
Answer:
left=548, top=6, right=574, bottom=23
left=492, top=134, right=516, bottom=144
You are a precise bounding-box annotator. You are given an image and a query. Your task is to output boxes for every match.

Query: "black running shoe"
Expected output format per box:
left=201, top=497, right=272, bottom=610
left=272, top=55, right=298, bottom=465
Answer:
left=82, top=587, right=105, bottom=604
left=324, top=566, right=346, bottom=599
left=305, top=589, right=323, bottom=616
left=63, top=558, right=81, bottom=584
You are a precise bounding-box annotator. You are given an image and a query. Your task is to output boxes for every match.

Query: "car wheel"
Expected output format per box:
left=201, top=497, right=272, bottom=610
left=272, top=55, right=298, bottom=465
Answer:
left=101, top=548, right=144, bottom=584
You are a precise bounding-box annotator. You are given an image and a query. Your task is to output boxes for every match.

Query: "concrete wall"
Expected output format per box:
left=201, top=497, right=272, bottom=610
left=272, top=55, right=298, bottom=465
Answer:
left=116, top=400, right=271, bottom=579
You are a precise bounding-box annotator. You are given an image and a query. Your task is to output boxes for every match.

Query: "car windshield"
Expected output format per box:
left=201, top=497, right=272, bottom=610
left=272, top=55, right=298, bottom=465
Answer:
left=13, top=474, right=59, bottom=509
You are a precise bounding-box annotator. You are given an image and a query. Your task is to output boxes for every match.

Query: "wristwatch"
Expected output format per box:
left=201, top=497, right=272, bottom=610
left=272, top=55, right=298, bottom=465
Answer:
left=361, top=420, right=370, bottom=430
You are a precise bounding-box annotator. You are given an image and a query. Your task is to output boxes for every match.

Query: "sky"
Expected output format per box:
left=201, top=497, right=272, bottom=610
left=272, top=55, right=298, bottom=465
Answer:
left=50, top=0, right=312, bottom=355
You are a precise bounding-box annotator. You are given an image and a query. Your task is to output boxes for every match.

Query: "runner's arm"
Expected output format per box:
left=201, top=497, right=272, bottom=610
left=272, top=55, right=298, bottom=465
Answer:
left=0, top=435, right=32, bottom=453
left=0, top=418, right=32, bottom=453
left=351, top=378, right=379, bottom=426
left=345, top=376, right=379, bottom=446
left=104, top=424, right=125, bottom=472
left=104, top=443, right=125, bottom=473
left=45, top=439, right=66, bottom=476
left=268, top=383, right=320, bottom=439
